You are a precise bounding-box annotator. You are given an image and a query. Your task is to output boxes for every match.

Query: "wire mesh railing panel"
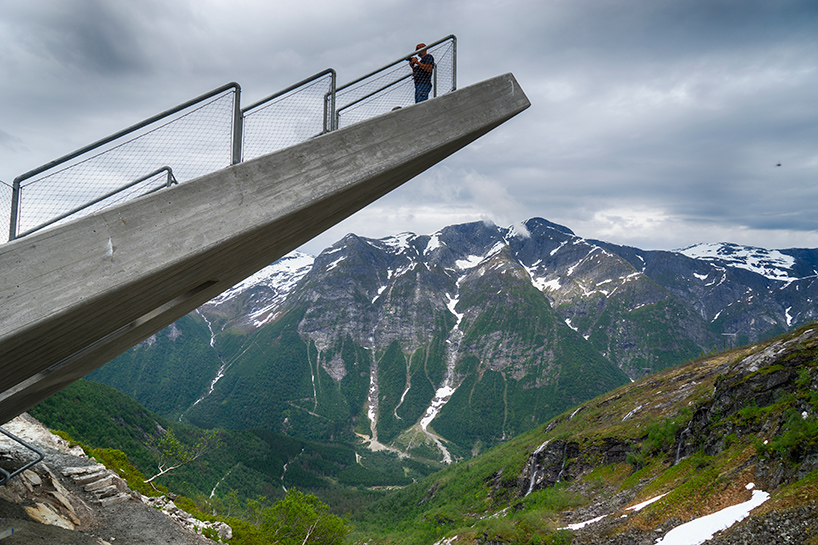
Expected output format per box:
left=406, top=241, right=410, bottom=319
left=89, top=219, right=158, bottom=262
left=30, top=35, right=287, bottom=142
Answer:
left=242, top=71, right=335, bottom=162
left=335, top=38, right=456, bottom=130
left=0, top=181, right=11, bottom=243
left=13, top=89, right=237, bottom=237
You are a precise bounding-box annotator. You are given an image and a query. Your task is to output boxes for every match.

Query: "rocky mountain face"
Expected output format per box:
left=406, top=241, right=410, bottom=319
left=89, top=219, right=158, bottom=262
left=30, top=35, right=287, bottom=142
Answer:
left=88, top=218, right=818, bottom=463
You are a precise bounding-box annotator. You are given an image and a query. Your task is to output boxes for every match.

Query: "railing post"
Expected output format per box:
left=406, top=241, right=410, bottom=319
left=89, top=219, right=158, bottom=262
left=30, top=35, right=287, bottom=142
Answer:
left=9, top=180, right=20, bottom=241
left=322, top=70, right=338, bottom=134
left=231, top=84, right=243, bottom=165
left=452, top=35, right=457, bottom=91
left=329, top=70, right=337, bottom=132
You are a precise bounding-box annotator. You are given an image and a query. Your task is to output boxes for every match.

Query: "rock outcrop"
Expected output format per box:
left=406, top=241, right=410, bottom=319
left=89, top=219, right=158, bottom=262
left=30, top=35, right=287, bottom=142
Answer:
left=0, top=413, right=227, bottom=545
left=510, top=325, right=818, bottom=544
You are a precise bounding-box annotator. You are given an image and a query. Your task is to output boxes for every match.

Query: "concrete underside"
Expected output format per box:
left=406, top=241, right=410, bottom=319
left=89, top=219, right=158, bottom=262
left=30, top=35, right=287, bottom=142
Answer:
left=0, top=73, right=530, bottom=425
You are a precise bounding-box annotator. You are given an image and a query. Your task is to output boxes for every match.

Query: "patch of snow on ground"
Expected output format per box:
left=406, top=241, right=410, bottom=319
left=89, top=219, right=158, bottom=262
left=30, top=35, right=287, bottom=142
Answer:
left=420, top=385, right=456, bottom=431
left=456, top=254, right=484, bottom=269
left=551, top=240, right=568, bottom=256
left=622, top=404, right=644, bottom=421
left=446, top=293, right=463, bottom=325
left=455, top=242, right=507, bottom=270
left=524, top=264, right=560, bottom=292
left=325, top=255, right=346, bottom=272
left=561, top=515, right=607, bottom=530
left=655, top=485, right=769, bottom=545
left=487, top=241, right=506, bottom=258
left=542, top=279, right=561, bottom=291
left=626, top=493, right=668, bottom=512
left=394, top=261, right=416, bottom=278
left=372, top=285, right=387, bottom=304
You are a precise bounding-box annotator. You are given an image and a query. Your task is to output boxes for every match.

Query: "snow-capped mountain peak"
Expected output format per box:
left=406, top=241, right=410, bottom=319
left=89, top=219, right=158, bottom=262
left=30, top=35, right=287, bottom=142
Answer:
left=208, top=250, right=314, bottom=307
left=675, top=242, right=796, bottom=282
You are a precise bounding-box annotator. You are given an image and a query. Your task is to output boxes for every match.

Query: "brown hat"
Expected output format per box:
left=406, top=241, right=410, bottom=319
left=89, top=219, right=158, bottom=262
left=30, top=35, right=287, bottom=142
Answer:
left=416, top=43, right=427, bottom=50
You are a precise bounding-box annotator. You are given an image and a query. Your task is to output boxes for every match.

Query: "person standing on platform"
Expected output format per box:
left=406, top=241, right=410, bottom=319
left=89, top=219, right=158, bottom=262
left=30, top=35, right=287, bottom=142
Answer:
left=409, top=43, right=435, bottom=103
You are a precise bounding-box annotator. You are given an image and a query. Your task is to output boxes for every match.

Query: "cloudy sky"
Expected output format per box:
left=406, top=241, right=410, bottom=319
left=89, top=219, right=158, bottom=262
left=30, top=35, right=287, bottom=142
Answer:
left=2, top=0, right=817, bottom=255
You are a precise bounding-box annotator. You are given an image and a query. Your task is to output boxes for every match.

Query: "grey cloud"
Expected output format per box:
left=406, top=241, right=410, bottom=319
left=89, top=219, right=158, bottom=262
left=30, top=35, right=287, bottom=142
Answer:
left=7, top=1, right=159, bottom=76
left=2, top=0, right=818, bottom=251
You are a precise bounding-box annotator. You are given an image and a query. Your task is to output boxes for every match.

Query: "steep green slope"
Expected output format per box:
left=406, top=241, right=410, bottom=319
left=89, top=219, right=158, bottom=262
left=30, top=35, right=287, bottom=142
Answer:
left=29, top=379, right=430, bottom=515
left=88, top=314, right=222, bottom=420
left=435, top=264, right=629, bottom=456
left=352, top=323, right=818, bottom=544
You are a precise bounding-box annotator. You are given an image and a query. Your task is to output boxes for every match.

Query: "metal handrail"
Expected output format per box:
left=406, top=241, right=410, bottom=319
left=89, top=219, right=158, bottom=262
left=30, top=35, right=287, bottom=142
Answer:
left=331, top=35, right=456, bottom=130
left=14, top=166, right=177, bottom=239
left=242, top=69, right=336, bottom=115
left=335, top=34, right=456, bottom=96
left=9, top=83, right=241, bottom=240
left=0, top=427, right=45, bottom=486
left=335, top=73, right=413, bottom=123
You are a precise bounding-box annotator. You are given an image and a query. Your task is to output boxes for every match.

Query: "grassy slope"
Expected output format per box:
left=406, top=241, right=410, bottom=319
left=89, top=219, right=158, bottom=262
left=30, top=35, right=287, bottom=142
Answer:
left=352, top=323, right=818, bottom=544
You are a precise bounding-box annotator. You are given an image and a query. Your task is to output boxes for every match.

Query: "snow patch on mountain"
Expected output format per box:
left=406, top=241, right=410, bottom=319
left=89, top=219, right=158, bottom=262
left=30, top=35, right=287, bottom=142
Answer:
left=676, top=243, right=796, bottom=282
left=551, top=240, right=569, bottom=256
left=209, top=251, right=314, bottom=306
left=325, top=255, right=346, bottom=272
left=380, top=232, right=415, bottom=254
left=456, top=242, right=507, bottom=270
left=425, top=232, right=443, bottom=254
left=524, top=263, right=562, bottom=293
left=456, top=254, right=484, bottom=269
left=206, top=251, right=314, bottom=328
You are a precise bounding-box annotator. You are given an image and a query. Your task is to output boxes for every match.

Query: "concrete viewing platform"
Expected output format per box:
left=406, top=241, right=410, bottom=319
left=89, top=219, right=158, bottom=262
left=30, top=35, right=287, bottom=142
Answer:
left=0, top=73, right=530, bottom=425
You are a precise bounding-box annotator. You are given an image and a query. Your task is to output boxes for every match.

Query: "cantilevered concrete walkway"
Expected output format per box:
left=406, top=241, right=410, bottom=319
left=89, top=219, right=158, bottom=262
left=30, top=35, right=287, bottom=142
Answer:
left=0, top=73, right=529, bottom=425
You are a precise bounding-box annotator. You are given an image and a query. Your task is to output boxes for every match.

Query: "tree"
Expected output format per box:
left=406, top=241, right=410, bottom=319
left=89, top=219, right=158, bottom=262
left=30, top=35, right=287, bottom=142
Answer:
left=262, top=489, right=350, bottom=545
left=145, top=428, right=221, bottom=484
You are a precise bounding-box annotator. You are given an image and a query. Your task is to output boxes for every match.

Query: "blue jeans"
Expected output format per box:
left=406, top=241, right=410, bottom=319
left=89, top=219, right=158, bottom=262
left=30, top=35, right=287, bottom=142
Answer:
left=415, top=83, right=432, bottom=103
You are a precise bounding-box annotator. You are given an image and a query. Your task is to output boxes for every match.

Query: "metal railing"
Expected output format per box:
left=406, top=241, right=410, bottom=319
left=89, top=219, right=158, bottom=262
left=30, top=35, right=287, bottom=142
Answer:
left=242, top=69, right=336, bottom=163
left=5, top=36, right=457, bottom=242
left=332, top=35, right=456, bottom=130
left=9, top=83, right=241, bottom=241
left=0, top=426, right=45, bottom=486
left=14, top=167, right=178, bottom=240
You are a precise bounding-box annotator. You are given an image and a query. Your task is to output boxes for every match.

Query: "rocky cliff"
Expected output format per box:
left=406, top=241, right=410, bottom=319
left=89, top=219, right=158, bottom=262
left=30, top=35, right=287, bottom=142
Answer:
left=0, top=414, right=230, bottom=545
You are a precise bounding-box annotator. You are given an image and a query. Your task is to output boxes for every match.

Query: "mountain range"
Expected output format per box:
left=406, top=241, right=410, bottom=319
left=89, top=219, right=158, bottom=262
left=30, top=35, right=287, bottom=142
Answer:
left=88, top=217, right=818, bottom=463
